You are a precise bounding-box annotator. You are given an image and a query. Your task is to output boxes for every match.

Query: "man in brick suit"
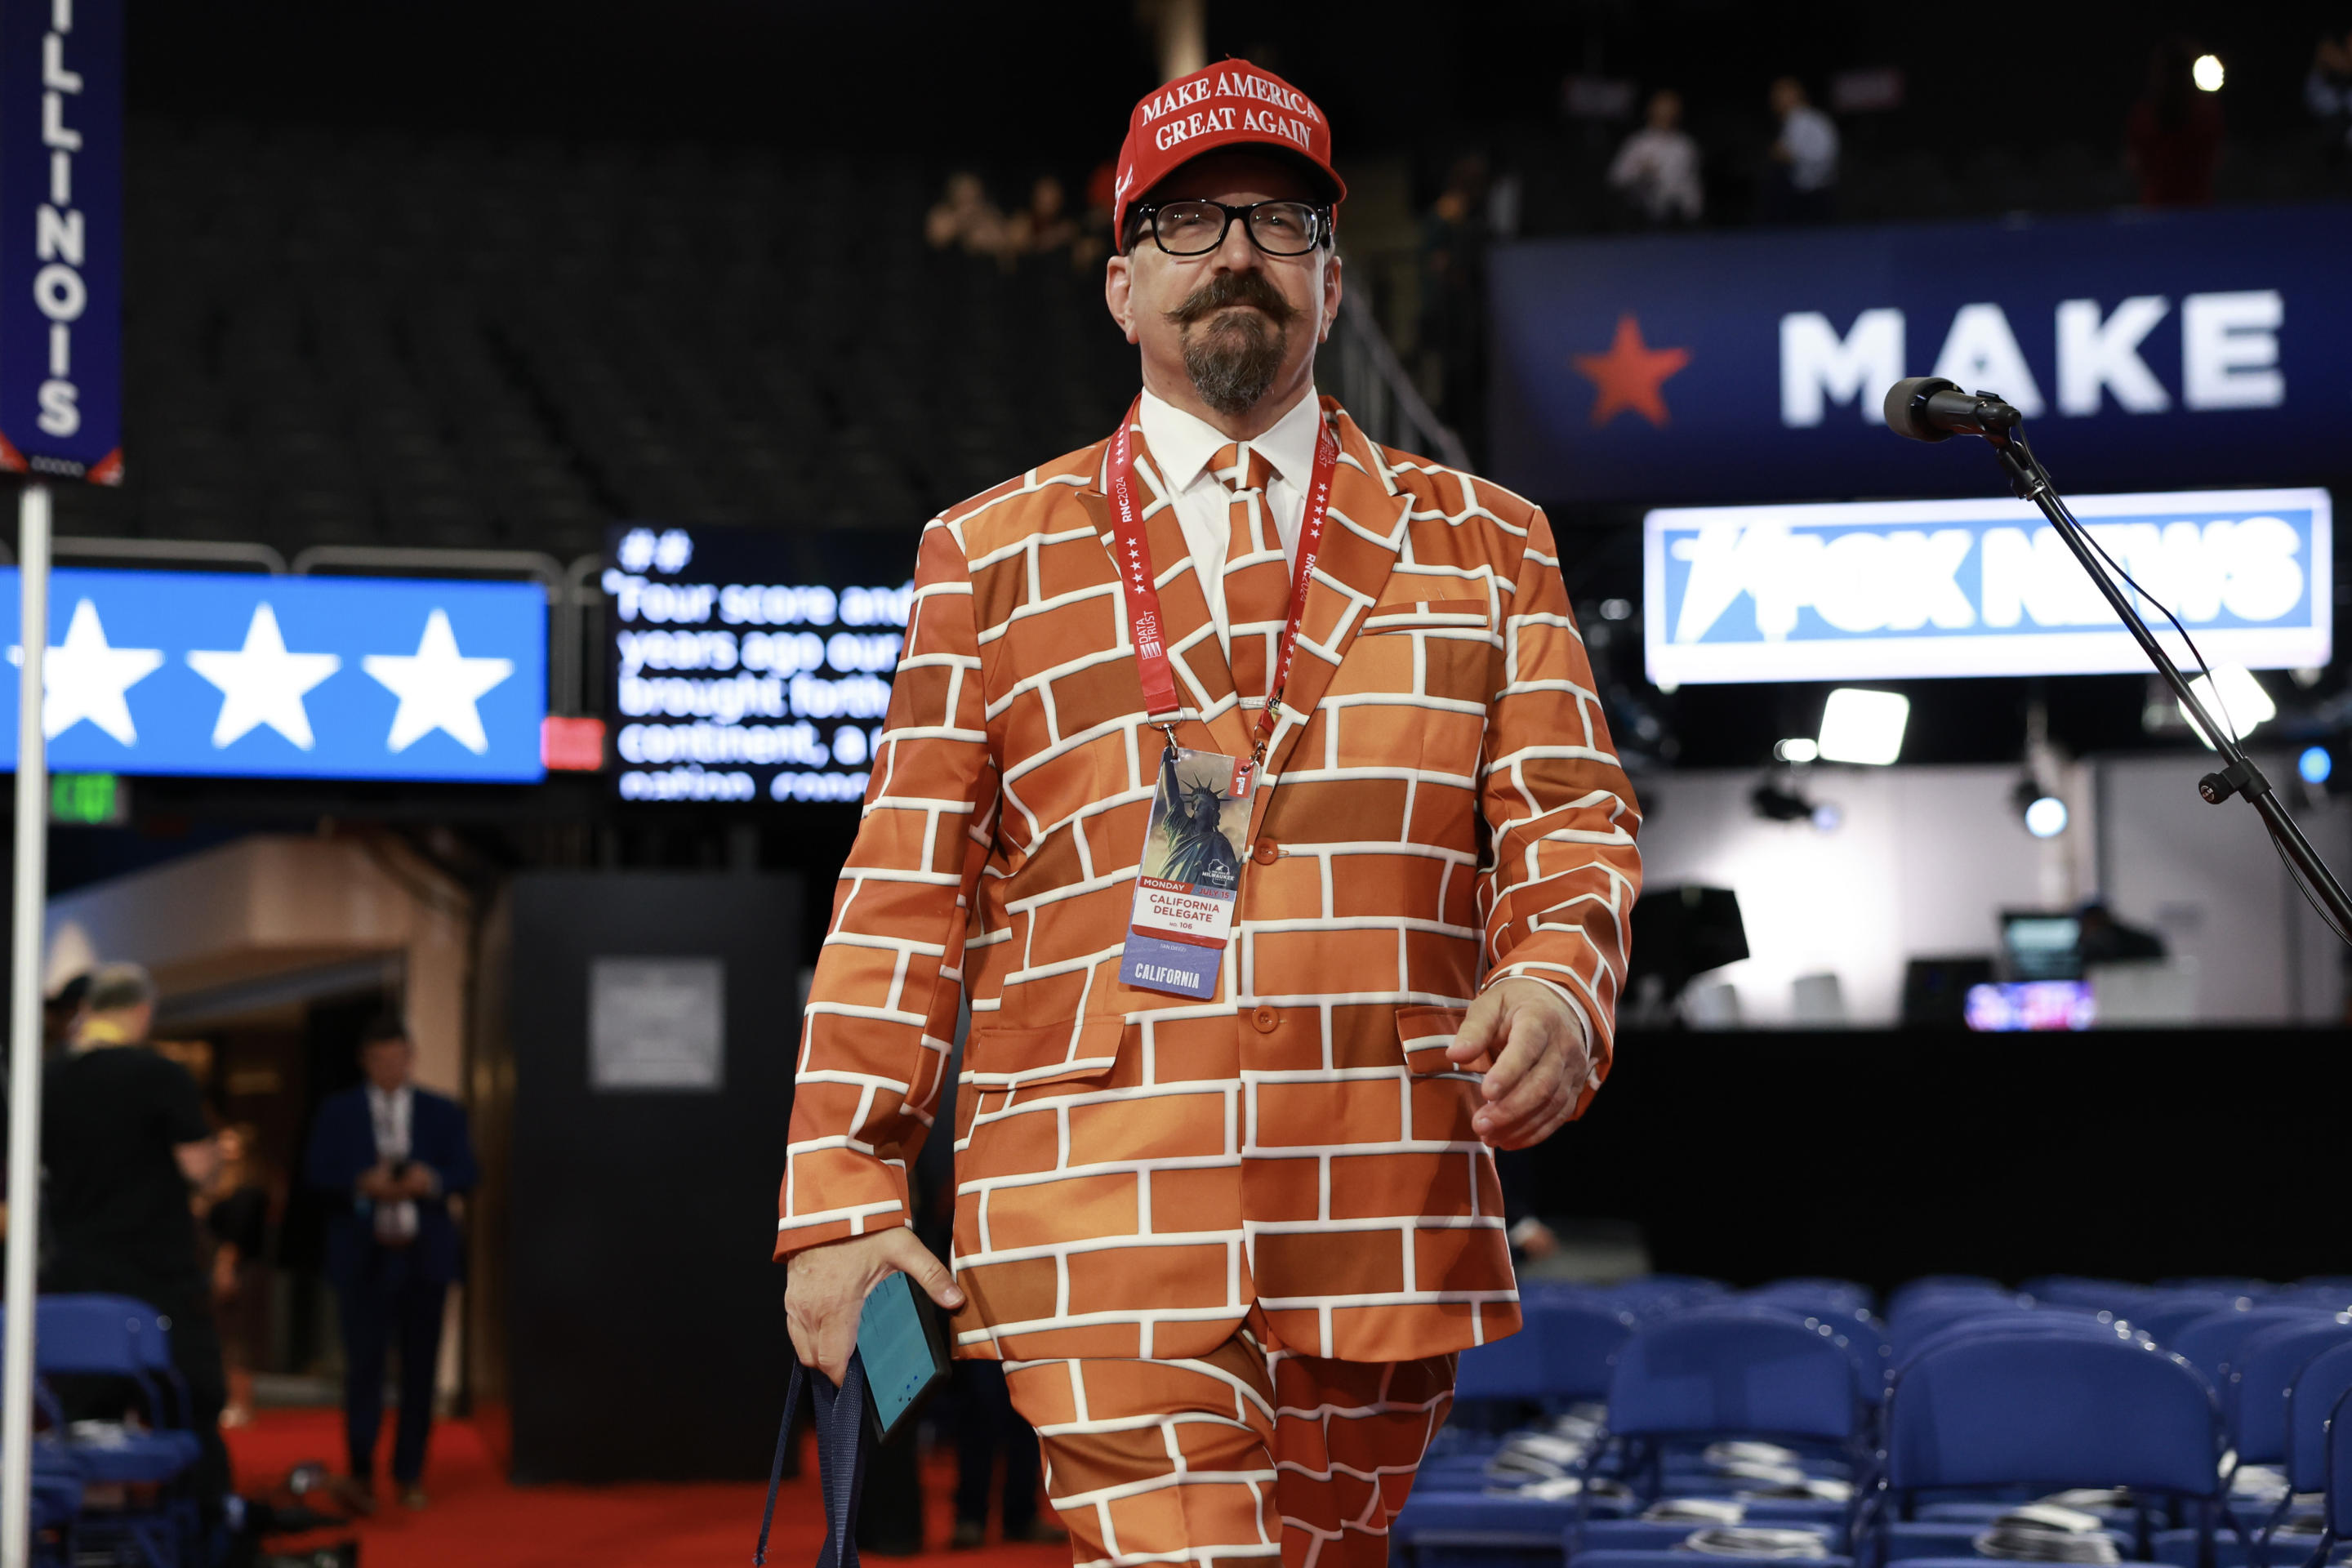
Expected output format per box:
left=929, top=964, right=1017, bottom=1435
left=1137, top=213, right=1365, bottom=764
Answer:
left=781, top=60, right=1642, bottom=1568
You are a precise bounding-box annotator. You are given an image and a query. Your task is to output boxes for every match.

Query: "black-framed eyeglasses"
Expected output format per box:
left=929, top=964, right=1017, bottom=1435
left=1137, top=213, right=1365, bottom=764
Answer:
left=1133, top=199, right=1332, bottom=257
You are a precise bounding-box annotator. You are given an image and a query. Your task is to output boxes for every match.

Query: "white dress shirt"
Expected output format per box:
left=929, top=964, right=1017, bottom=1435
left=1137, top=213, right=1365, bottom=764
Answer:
left=1137, top=385, right=1322, bottom=651
left=1608, top=127, right=1704, bottom=221
left=367, top=1082, right=420, bottom=1241
left=1779, top=105, right=1841, bottom=192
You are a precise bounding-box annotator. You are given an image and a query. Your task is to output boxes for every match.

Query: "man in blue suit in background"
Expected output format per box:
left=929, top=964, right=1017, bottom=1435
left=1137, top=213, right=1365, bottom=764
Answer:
left=303, top=1013, right=479, bottom=1510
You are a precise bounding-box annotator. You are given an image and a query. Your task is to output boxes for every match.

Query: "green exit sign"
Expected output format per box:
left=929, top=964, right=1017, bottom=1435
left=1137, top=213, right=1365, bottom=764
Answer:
left=50, top=773, right=128, bottom=827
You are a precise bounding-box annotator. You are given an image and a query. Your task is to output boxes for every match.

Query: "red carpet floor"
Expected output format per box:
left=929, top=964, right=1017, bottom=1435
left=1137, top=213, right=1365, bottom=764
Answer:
left=225, top=1410, right=1071, bottom=1568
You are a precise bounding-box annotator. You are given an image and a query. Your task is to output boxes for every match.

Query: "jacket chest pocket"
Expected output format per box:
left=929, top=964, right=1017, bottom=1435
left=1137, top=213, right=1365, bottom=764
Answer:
left=1337, top=599, right=1494, bottom=769
left=1358, top=599, right=1494, bottom=699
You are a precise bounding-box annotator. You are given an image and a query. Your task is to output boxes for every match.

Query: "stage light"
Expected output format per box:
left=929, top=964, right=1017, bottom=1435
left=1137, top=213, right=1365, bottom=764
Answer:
left=2023, top=795, right=2069, bottom=839
left=2179, top=664, right=2274, bottom=747
left=1600, top=598, right=1633, bottom=621
left=1817, top=688, right=1909, bottom=764
left=2193, top=54, right=2224, bottom=91
left=1774, top=737, right=1819, bottom=764
left=2301, top=746, right=2333, bottom=786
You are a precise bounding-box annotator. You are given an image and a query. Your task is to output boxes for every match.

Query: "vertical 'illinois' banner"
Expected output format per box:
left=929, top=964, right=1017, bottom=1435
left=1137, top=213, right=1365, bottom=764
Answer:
left=1, top=0, right=122, bottom=483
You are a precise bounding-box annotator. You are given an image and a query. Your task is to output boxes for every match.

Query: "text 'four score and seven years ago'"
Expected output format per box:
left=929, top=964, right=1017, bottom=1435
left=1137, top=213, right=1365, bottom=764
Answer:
left=604, top=527, right=912, bottom=804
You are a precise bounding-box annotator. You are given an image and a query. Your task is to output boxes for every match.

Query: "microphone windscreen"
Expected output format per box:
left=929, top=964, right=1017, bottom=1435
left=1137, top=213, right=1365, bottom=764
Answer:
left=1882, top=376, right=1957, bottom=442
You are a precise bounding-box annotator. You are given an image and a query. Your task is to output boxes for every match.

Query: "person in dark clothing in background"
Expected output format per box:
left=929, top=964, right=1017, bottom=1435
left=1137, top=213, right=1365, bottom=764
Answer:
left=40, top=963, right=233, bottom=1512
left=2077, top=901, right=2168, bottom=965
left=920, top=1018, right=1061, bottom=1552
left=2127, top=36, right=2224, bottom=207
left=201, top=1123, right=273, bottom=1428
left=302, top=1013, right=478, bottom=1512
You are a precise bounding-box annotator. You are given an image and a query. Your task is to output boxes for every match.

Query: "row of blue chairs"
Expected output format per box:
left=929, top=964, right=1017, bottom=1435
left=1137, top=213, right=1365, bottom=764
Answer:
left=15, top=1294, right=210, bottom=1568
left=1398, top=1276, right=2352, bottom=1568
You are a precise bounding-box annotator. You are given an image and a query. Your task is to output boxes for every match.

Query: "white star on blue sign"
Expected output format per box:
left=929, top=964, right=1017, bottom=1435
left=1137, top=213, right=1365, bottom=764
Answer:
left=185, top=604, right=341, bottom=750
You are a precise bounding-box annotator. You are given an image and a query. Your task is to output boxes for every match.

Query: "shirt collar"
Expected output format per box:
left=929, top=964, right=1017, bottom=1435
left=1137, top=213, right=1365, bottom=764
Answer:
left=1137, top=385, right=1322, bottom=495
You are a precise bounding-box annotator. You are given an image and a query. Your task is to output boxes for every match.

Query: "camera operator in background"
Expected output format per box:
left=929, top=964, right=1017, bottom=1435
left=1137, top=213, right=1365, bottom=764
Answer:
left=41, top=963, right=233, bottom=1513
left=303, top=1013, right=479, bottom=1512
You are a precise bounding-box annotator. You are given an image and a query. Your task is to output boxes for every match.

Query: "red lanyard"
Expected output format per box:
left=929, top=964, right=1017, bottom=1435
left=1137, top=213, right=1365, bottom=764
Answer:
left=1104, top=395, right=1342, bottom=766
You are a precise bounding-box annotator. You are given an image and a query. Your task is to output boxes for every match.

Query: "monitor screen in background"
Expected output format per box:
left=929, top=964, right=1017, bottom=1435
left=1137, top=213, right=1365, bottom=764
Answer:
left=604, top=523, right=913, bottom=806
left=1967, top=981, right=2096, bottom=1032
left=2002, top=914, right=2082, bottom=981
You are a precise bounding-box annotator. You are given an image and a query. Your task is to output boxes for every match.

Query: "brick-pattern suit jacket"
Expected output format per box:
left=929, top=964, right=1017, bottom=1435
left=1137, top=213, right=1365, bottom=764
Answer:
left=778, top=399, right=1641, bottom=1366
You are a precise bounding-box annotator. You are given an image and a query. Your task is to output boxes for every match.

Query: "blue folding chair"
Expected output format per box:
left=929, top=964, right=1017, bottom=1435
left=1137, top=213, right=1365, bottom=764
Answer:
left=32, top=1294, right=203, bottom=1568
left=2174, top=1307, right=2334, bottom=1393
left=1454, top=1297, right=1638, bottom=1426
left=2328, top=1387, right=2352, bottom=1564
left=2229, top=1315, right=2352, bottom=1463
left=1753, top=1280, right=1878, bottom=1315
left=1885, top=1278, right=2003, bottom=1321
left=1608, top=1277, right=1730, bottom=1318
left=1887, top=1294, right=2035, bottom=1361
left=1400, top=1300, right=1641, bottom=1566
left=2136, top=1295, right=2257, bottom=1348
left=1869, top=1327, right=2224, bottom=1568
left=2250, top=1342, right=2352, bottom=1568
left=1573, top=1549, right=1847, bottom=1568
left=2020, top=1276, right=2146, bottom=1311
left=31, top=1441, right=82, bottom=1568
left=1581, top=1306, right=1865, bottom=1550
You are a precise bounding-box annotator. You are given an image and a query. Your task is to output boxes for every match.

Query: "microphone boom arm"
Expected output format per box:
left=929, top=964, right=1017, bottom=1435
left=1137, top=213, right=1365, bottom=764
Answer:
left=1981, top=425, right=2352, bottom=945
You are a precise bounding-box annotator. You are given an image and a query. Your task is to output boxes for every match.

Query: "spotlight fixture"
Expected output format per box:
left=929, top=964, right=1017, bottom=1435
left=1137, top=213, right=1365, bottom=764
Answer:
left=2192, top=53, right=2224, bottom=91
left=2178, top=665, right=2275, bottom=747
left=2301, top=746, right=2333, bottom=787
left=1817, top=688, right=1910, bottom=765
left=1773, top=737, right=1819, bottom=764
left=2010, top=773, right=2069, bottom=839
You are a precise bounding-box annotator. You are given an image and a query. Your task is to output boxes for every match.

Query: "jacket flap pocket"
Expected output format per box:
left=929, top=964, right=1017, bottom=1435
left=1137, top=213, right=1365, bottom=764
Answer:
left=1362, top=598, right=1491, bottom=635
left=1396, top=1004, right=1472, bottom=1076
left=967, top=1016, right=1126, bottom=1090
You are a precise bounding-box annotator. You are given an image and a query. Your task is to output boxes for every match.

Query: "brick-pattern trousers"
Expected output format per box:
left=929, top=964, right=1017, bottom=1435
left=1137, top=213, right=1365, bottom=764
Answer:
left=1004, top=1312, right=1457, bottom=1568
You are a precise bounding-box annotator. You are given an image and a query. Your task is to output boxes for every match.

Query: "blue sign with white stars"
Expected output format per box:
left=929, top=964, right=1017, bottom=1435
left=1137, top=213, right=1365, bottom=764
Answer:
left=0, top=569, right=546, bottom=781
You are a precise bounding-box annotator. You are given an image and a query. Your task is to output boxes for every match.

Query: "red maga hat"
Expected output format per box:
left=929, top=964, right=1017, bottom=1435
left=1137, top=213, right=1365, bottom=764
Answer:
left=1112, top=60, right=1346, bottom=248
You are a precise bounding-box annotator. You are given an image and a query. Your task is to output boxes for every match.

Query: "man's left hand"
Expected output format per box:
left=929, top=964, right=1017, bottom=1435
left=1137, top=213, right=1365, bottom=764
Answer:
left=396, top=1164, right=439, bottom=1200
left=1448, top=979, right=1592, bottom=1150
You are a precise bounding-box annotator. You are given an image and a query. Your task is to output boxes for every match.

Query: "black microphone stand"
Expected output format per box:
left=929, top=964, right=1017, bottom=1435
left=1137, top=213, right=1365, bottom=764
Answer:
left=1977, top=421, right=2352, bottom=944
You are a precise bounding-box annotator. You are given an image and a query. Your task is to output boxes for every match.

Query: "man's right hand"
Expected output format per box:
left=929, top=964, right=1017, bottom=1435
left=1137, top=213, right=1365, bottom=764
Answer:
left=784, top=1227, right=964, bottom=1388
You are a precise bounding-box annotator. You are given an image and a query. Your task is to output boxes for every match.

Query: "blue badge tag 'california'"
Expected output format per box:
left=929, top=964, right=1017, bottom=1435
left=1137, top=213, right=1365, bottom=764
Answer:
left=1120, top=745, right=1254, bottom=999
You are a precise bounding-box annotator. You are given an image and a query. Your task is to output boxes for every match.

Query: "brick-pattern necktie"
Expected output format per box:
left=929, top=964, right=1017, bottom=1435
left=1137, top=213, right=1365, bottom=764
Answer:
left=1209, top=443, right=1288, bottom=711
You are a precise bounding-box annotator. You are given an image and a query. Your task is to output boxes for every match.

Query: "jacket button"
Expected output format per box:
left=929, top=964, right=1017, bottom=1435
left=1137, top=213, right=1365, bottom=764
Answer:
left=1252, top=839, right=1278, bottom=865
left=1251, top=1004, right=1280, bottom=1032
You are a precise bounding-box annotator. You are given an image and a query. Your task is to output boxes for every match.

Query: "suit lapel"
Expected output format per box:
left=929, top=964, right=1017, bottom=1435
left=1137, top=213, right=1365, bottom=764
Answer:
left=1076, top=426, right=1255, bottom=760
left=1254, top=402, right=1410, bottom=786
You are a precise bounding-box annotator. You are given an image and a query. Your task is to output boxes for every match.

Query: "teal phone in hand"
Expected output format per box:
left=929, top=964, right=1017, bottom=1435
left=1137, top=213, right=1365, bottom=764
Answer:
left=857, top=1271, right=951, bottom=1444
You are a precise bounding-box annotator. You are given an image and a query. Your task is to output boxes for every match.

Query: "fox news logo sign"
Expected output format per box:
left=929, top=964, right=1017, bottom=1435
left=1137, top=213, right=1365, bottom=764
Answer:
left=1644, top=488, right=2332, bottom=685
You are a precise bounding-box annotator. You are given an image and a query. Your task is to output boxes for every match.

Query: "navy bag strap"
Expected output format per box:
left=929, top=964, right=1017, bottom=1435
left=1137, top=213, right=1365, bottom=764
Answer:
left=755, top=1351, right=871, bottom=1568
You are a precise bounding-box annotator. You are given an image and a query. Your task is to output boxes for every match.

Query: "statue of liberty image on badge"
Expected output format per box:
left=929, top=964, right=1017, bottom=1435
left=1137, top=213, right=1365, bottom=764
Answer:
left=1121, top=746, right=1256, bottom=998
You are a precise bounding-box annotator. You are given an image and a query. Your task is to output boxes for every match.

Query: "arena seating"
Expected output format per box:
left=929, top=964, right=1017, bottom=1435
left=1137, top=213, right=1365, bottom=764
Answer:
left=69, top=122, right=1136, bottom=559
left=1395, top=1276, right=2352, bottom=1568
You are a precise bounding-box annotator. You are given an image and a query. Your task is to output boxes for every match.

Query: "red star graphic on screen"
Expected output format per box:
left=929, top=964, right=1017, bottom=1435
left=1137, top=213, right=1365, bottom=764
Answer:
left=1571, top=314, right=1691, bottom=428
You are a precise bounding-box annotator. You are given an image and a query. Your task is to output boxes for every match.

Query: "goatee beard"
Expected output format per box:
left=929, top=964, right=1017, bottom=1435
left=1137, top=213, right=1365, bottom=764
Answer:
left=1167, top=273, right=1298, bottom=418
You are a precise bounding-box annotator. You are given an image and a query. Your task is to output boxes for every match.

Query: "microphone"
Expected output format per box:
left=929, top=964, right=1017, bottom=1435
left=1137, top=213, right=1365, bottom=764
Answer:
left=1882, top=376, right=2023, bottom=443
